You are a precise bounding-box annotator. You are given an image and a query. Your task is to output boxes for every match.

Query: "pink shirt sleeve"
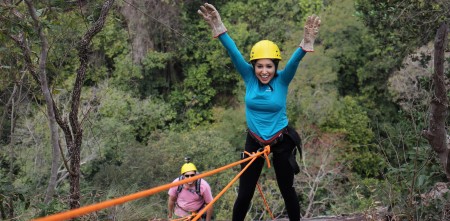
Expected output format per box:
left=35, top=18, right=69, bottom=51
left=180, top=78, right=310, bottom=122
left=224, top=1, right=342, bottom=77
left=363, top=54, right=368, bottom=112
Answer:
left=168, top=178, right=179, bottom=197
left=200, top=180, right=213, bottom=203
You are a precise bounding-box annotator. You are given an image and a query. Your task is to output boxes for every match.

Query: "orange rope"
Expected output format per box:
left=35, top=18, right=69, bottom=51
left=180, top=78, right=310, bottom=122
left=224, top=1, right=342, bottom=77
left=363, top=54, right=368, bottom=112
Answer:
left=33, top=146, right=271, bottom=221
left=243, top=146, right=271, bottom=168
left=256, top=183, right=275, bottom=220
left=191, top=145, right=271, bottom=221
left=243, top=147, right=275, bottom=219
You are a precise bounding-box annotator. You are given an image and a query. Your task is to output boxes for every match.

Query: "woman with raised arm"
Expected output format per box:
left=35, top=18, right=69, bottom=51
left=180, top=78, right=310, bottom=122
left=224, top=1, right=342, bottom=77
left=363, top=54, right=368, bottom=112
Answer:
left=198, top=3, right=320, bottom=220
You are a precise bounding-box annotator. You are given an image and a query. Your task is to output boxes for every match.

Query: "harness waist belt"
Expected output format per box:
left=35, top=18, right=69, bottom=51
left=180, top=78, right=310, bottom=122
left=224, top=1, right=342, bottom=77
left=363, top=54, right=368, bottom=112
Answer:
left=248, top=127, right=287, bottom=147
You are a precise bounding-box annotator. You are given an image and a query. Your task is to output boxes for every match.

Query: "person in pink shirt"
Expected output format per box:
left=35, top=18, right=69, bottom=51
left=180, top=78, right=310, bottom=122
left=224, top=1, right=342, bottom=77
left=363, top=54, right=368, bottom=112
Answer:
left=168, top=159, right=214, bottom=220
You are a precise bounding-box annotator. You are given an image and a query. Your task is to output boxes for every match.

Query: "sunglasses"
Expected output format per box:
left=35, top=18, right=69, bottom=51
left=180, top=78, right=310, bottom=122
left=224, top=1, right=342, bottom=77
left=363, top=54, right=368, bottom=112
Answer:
left=184, top=174, right=196, bottom=178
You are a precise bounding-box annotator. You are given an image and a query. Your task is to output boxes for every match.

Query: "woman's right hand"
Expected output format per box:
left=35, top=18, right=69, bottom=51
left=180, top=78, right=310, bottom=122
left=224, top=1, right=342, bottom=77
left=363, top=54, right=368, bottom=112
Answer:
left=197, top=3, right=227, bottom=38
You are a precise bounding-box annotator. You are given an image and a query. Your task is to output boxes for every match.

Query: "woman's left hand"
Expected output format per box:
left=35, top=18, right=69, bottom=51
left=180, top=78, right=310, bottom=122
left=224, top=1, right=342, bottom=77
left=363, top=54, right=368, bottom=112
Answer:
left=299, top=15, right=321, bottom=52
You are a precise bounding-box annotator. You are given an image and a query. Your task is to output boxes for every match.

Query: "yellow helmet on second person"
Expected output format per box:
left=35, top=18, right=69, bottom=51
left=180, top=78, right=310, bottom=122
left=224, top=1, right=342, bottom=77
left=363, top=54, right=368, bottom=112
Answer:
left=250, top=40, right=282, bottom=61
left=180, top=162, right=197, bottom=175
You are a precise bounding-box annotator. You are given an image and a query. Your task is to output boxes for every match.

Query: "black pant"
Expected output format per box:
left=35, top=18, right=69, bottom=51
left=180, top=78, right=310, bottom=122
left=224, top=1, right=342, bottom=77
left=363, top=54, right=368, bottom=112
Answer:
left=232, top=133, right=300, bottom=221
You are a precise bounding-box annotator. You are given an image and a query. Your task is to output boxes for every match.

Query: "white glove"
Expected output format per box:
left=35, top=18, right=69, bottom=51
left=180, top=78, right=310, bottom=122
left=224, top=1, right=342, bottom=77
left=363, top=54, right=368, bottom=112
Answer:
left=197, top=3, right=227, bottom=38
left=299, top=15, right=321, bottom=52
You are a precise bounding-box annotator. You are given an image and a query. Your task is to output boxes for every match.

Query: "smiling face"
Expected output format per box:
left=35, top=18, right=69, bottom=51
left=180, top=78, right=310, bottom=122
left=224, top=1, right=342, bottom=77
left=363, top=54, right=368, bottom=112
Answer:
left=183, top=171, right=196, bottom=185
left=254, top=59, right=276, bottom=84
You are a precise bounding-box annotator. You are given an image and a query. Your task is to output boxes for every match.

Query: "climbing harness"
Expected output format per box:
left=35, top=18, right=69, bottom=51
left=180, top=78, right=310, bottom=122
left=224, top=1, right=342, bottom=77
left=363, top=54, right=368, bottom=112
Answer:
left=248, top=126, right=302, bottom=174
left=248, top=127, right=287, bottom=147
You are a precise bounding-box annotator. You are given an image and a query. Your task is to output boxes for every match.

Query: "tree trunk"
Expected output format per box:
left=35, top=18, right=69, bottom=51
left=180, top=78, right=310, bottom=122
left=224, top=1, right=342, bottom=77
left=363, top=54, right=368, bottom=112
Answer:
left=7, top=0, right=115, bottom=210
left=23, top=0, right=62, bottom=204
left=68, top=0, right=116, bottom=209
left=421, top=23, right=450, bottom=179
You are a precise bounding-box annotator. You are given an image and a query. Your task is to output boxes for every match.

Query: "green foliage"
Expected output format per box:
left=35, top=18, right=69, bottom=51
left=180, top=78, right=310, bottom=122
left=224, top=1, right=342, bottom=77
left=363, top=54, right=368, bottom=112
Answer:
left=382, top=147, right=447, bottom=220
left=93, top=15, right=130, bottom=59
left=320, top=1, right=374, bottom=96
left=213, top=186, right=238, bottom=220
left=322, top=96, right=385, bottom=177
left=12, top=110, right=53, bottom=188
left=109, top=49, right=175, bottom=97
left=377, top=116, right=423, bottom=166
left=82, top=84, right=176, bottom=181
left=318, top=0, right=398, bottom=125
left=169, top=64, right=216, bottom=129
left=44, top=12, right=84, bottom=86
left=0, top=152, right=31, bottom=220
left=298, top=0, right=324, bottom=15
left=139, top=51, right=175, bottom=97
left=178, top=3, right=241, bottom=111
left=34, top=199, right=66, bottom=218
left=286, top=31, right=339, bottom=126
left=355, top=0, right=450, bottom=55
left=111, top=54, right=142, bottom=89
left=221, top=0, right=315, bottom=42
left=370, top=104, right=448, bottom=219
left=322, top=96, right=373, bottom=144
left=89, top=13, right=132, bottom=87
left=210, top=107, right=247, bottom=148
left=352, top=0, right=450, bottom=124
left=418, top=191, right=450, bottom=221
left=98, top=84, right=175, bottom=142
left=332, top=177, right=397, bottom=214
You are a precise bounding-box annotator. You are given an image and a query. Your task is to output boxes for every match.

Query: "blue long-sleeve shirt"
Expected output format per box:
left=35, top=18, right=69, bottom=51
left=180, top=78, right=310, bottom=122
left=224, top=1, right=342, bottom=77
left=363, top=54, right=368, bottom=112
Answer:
left=218, top=33, right=307, bottom=140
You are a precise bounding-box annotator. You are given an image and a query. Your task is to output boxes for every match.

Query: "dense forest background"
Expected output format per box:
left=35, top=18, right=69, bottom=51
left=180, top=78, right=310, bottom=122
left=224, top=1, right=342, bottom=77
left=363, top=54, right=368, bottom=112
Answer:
left=1, top=0, right=450, bottom=220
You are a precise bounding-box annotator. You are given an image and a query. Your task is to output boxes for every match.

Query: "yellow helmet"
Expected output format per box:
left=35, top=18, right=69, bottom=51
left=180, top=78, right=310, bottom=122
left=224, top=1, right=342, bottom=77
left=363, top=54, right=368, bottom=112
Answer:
left=180, top=162, right=197, bottom=175
left=250, top=40, right=282, bottom=61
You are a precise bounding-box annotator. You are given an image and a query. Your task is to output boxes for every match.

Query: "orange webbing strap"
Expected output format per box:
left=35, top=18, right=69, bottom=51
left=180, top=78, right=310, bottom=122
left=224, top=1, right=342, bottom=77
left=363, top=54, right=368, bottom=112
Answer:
left=191, top=145, right=271, bottom=221
left=33, top=146, right=271, bottom=221
left=256, top=183, right=275, bottom=220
